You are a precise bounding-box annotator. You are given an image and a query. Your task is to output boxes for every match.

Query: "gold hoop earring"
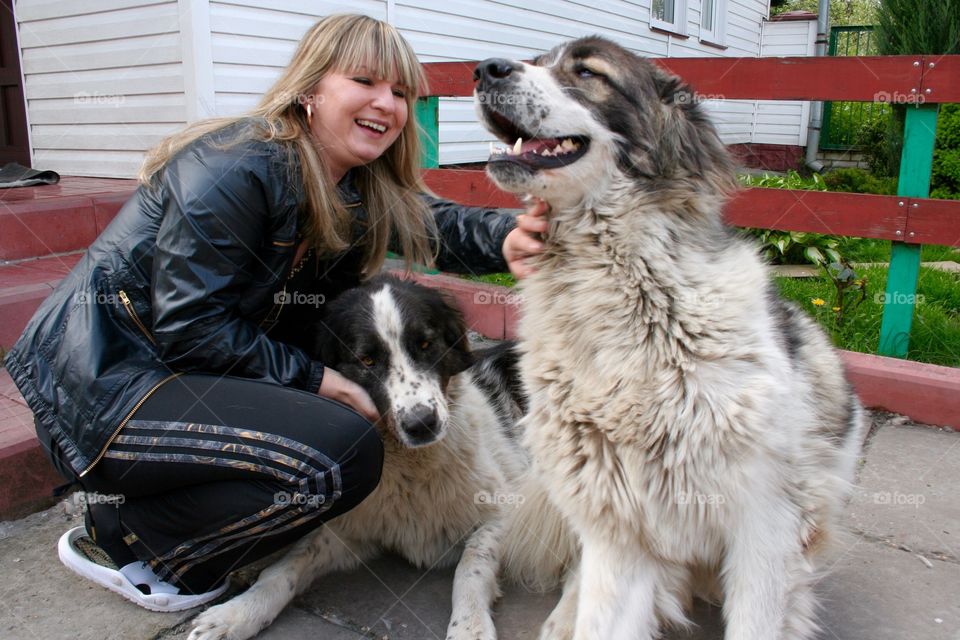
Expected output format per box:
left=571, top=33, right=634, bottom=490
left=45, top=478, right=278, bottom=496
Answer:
left=306, top=104, right=313, bottom=128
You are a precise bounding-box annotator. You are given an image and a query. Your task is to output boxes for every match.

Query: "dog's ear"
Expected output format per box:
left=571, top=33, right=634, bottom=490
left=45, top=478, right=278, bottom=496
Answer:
left=436, top=296, right=475, bottom=376
left=648, top=66, right=737, bottom=194
left=313, top=320, right=343, bottom=369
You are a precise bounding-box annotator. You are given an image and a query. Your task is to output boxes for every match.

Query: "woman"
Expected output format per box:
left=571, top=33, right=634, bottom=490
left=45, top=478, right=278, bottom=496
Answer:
left=4, top=14, right=547, bottom=611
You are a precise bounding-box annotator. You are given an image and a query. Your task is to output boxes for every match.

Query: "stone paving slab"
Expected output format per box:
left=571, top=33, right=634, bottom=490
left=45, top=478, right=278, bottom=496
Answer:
left=847, top=420, right=960, bottom=562
left=1, top=416, right=958, bottom=640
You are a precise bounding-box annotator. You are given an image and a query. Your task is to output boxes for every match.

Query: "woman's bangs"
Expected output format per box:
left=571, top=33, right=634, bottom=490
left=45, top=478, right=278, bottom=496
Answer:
left=333, top=25, right=424, bottom=98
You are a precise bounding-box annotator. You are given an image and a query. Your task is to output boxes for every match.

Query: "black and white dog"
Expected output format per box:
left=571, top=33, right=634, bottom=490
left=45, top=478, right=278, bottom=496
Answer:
left=188, top=274, right=530, bottom=640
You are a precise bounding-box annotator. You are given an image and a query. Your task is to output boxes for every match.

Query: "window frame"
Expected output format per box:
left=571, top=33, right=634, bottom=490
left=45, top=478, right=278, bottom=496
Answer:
left=649, top=0, right=690, bottom=37
left=699, top=0, right=728, bottom=48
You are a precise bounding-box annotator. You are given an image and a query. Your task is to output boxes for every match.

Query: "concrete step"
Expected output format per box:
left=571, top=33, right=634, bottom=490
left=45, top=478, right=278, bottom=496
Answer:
left=0, top=252, right=84, bottom=350
left=0, top=177, right=135, bottom=261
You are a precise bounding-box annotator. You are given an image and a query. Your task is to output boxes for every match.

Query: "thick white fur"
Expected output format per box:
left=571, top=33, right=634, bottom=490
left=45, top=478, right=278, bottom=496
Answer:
left=188, top=286, right=529, bottom=640
left=484, top=48, right=868, bottom=640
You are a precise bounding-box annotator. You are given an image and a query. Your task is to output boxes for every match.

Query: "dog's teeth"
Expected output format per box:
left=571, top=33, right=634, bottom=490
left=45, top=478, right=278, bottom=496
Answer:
left=513, top=138, right=522, bottom=155
left=489, top=142, right=495, bottom=156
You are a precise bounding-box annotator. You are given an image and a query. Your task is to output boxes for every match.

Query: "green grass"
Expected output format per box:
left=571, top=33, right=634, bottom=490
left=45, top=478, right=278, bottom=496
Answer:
left=838, top=238, right=960, bottom=264
left=775, top=265, right=960, bottom=367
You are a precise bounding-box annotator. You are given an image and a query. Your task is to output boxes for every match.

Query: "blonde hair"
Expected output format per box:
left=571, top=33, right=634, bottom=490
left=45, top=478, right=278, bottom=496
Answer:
left=139, top=14, right=435, bottom=272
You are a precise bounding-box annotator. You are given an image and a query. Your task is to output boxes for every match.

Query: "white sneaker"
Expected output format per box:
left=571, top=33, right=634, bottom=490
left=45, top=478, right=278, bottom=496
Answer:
left=58, top=527, right=228, bottom=612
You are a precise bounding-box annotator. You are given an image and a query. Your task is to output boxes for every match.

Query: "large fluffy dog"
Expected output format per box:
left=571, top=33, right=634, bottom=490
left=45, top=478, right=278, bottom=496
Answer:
left=188, top=275, right=527, bottom=640
left=475, top=38, right=867, bottom=639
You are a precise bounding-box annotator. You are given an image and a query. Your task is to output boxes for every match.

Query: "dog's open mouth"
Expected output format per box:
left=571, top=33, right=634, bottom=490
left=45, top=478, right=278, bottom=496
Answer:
left=485, top=110, right=589, bottom=170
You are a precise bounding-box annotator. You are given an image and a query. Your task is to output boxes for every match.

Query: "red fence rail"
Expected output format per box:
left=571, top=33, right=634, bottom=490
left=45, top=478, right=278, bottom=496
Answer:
left=418, top=54, right=960, bottom=360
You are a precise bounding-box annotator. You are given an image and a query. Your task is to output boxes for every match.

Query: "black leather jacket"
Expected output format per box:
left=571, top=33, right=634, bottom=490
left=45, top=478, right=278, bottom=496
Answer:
left=4, top=121, right=515, bottom=479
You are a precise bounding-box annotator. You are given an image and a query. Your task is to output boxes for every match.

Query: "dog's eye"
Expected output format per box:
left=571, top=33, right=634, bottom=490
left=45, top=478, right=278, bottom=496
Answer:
left=420, top=340, right=431, bottom=350
left=360, top=355, right=375, bottom=367
left=575, top=65, right=602, bottom=79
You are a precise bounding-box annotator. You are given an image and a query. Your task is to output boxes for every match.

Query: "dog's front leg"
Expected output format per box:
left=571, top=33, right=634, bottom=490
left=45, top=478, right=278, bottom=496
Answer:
left=446, top=519, right=504, bottom=640
left=538, top=561, right=579, bottom=640
left=721, top=503, right=805, bottom=640
left=572, top=538, right=659, bottom=640
left=189, top=525, right=374, bottom=640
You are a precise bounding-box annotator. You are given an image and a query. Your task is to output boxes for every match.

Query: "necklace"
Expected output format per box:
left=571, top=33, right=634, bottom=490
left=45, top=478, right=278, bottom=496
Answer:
left=288, top=247, right=314, bottom=279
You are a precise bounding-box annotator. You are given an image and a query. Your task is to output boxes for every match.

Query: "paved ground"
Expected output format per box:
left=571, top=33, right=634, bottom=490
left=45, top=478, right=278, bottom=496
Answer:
left=1, top=411, right=957, bottom=640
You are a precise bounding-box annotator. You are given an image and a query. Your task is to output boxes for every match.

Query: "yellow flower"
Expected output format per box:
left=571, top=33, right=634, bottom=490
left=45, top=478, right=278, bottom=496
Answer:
left=811, top=298, right=826, bottom=307
left=832, top=306, right=841, bottom=312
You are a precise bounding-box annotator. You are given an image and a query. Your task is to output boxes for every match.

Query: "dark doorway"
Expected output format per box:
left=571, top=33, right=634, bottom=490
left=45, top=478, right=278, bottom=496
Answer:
left=0, top=0, right=30, bottom=166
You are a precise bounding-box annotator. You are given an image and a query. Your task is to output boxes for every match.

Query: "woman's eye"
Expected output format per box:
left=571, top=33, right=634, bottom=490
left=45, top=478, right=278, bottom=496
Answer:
left=360, top=356, right=375, bottom=367
left=352, top=77, right=372, bottom=86
left=392, top=88, right=407, bottom=98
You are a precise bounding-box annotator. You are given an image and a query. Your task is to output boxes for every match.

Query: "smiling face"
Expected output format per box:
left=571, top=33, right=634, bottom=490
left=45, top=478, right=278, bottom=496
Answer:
left=309, top=71, right=409, bottom=181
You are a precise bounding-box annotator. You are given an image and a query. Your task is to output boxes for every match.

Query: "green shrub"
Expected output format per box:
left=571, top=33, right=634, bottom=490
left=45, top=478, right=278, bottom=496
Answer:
left=856, top=113, right=903, bottom=177
left=823, top=168, right=898, bottom=195
left=931, top=104, right=960, bottom=200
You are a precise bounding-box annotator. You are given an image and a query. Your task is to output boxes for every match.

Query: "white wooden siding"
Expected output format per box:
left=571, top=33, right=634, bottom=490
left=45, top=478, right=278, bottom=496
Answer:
left=14, top=0, right=787, bottom=177
left=754, top=18, right=817, bottom=146
left=413, top=0, right=771, bottom=165
left=209, top=1, right=387, bottom=116
left=15, top=0, right=184, bottom=177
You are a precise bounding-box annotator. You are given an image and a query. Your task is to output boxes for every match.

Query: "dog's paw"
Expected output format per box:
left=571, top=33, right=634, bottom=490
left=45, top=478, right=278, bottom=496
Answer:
left=188, top=601, right=264, bottom=640
left=538, top=613, right=574, bottom=640
left=445, top=611, right=497, bottom=640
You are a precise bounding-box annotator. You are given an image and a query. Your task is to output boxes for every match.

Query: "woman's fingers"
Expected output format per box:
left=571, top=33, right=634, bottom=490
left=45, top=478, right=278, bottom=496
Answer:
left=319, top=368, right=380, bottom=423
left=503, top=199, right=550, bottom=280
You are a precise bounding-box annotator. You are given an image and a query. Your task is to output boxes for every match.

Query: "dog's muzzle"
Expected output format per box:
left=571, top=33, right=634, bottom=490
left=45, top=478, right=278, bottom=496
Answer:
left=474, top=58, right=589, bottom=171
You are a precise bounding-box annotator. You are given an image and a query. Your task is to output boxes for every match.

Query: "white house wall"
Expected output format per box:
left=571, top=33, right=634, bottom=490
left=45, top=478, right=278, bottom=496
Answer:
left=15, top=0, right=187, bottom=177
left=14, top=0, right=786, bottom=177
left=405, top=0, right=770, bottom=164
left=755, top=17, right=817, bottom=146
left=208, top=1, right=387, bottom=116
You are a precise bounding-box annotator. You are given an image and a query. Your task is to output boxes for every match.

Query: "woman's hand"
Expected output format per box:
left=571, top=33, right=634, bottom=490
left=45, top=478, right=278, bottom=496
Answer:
left=318, top=367, right=380, bottom=423
left=503, top=199, right=549, bottom=280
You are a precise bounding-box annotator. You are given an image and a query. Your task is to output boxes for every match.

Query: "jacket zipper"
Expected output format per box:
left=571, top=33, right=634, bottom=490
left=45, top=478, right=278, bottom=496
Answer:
left=78, top=372, right=182, bottom=478
left=119, top=290, right=156, bottom=344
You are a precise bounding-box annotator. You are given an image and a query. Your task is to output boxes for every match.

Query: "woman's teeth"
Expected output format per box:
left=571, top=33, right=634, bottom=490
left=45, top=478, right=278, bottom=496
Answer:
left=357, top=119, right=387, bottom=133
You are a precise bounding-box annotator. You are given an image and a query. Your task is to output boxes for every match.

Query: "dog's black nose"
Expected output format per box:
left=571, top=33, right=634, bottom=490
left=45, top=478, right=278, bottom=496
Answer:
left=474, top=58, right=519, bottom=82
left=402, top=406, right=440, bottom=444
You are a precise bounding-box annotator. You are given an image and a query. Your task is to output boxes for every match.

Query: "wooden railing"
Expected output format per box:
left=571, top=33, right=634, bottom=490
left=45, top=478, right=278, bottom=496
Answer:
left=415, top=55, right=960, bottom=359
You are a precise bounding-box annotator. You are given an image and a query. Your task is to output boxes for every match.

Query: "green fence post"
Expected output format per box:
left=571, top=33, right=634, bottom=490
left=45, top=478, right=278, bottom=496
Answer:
left=406, top=96, right=440, bottom=274
left=877, top=103, right=939, bottom=357
left=415, top=96, right=439, bottom=169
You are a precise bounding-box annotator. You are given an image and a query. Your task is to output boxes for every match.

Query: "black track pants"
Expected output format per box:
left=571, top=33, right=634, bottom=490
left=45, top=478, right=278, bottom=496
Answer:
left=80, top=374, right=383, bottom=593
